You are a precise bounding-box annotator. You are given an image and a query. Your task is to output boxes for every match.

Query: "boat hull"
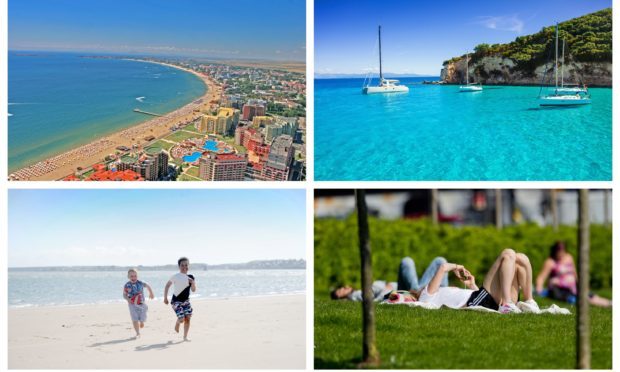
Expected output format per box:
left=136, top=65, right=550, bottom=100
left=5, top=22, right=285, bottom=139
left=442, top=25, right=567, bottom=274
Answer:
left=363, top=85, right=409, bottom=94
left=538, top=96, right=591, bottom=106
left=459, top=85, right=483, bottom=92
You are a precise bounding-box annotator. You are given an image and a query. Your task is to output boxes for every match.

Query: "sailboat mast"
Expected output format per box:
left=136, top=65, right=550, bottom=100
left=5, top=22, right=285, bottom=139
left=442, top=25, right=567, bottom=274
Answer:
left=555, top=23, right=559, bottom=88
left=465, top=54, right=469, bottom=84
left=378, top=25, right=383, bottom=81
left=561, top=38, right=565, bottom=88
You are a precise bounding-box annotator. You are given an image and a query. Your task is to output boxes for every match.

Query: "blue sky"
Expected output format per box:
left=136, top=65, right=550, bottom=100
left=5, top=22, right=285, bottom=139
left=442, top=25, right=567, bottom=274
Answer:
left=9, top=0, right=306, bottom=61
left=315, top=0, right=611, bottom=76
left=8, top=189, right=306, bottom=267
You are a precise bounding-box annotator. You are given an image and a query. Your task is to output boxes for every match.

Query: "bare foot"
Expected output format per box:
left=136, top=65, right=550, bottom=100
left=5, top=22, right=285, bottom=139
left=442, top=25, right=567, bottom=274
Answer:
left=183, top=337, right=191, bottom=342
left=174, top=322, right=181, bottom=333
left=140, top=322, right=144, bottom=328
left=135, top=334, right=141, bottom=339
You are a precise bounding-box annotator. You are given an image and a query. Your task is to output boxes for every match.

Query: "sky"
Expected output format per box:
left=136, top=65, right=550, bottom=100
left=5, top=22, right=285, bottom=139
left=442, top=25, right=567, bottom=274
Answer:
left=8, top=189, right=306, bottom=267
left=9, top=0, right=306, bottom=61
left=315, top=0, right=611, bottom=76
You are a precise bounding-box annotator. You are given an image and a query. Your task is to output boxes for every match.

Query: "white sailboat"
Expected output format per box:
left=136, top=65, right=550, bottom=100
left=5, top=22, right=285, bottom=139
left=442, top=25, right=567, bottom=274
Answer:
left=459, top=53, right=482, bottom=92
left=539, top=23, right=590, bottom=106
left=362, top=26, right=409, bottom=94
left=555, top=38, right=588, bottom=96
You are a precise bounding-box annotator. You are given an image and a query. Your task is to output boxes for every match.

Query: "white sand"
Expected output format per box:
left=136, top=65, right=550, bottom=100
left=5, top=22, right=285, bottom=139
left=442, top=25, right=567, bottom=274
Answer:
left=8, top=294, right=305, bottom=369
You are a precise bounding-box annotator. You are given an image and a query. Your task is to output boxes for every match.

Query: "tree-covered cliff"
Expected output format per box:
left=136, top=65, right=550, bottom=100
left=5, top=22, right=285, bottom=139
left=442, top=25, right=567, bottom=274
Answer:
left=441, top=8, right=612, bottom=86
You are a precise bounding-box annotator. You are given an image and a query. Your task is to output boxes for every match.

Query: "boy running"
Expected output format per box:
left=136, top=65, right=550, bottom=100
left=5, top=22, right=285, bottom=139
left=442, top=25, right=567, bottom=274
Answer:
left=123, top=268, right=154, bottom=339
left=164, top=257, right=196, bottom=341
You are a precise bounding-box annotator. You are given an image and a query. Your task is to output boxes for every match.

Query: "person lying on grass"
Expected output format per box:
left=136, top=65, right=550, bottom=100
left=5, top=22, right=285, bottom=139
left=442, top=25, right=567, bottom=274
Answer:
left=331, top=256, right=448, bottom=301
left=410, top=248, right=540, bottom=314
left=536, top=241, right=611, bottom=308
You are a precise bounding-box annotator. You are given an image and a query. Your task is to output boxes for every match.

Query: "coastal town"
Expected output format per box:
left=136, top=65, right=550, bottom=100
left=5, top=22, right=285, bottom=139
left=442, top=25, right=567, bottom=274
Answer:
left=8, top=57, right=306, bottom=181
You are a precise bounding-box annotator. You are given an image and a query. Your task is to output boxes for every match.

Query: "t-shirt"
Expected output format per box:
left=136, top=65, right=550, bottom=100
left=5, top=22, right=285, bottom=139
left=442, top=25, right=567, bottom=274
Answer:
left=418, top=286, right=473, bottom=309
left=170, top=273, right=195, bottom=302
left=124, top=280, right=145, bottom=305
left=348, top=280, right=397, bottom=302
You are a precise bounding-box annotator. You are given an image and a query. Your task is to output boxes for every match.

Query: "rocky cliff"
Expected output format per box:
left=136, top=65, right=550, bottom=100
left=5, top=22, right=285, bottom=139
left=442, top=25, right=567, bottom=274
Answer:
left=440, top=56, right=611, bottom=87
left=440, top=8, right=612, bottom=87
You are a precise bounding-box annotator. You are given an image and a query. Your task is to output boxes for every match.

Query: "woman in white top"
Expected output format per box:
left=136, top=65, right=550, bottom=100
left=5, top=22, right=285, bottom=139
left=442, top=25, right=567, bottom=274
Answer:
left=415, top=248, right=540, bottom=314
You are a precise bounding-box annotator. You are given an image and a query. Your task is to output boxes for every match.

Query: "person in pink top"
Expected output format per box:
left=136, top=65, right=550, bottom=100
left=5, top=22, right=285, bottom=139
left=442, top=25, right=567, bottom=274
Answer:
left=536, top=241, right=611, bottom=308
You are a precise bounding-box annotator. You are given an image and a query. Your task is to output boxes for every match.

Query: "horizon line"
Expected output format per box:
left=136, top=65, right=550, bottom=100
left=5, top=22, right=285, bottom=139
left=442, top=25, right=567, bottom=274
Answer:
left=8, top=48, right=307, bottom=64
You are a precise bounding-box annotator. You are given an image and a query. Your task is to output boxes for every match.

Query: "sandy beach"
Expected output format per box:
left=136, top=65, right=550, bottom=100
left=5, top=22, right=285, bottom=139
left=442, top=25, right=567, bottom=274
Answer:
left=8, top=294, right=305, bottom=369
left=8, top=60, right=221, bottom=181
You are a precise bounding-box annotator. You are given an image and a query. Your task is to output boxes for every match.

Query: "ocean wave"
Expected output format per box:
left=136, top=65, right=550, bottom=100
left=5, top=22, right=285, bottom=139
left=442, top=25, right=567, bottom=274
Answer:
left=8, top=113, right=13, bottom=117
left=136, top=96, right=146, bottom=102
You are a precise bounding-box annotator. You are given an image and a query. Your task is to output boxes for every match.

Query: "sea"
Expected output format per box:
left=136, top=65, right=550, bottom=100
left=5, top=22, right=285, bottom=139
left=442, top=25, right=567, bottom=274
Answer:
left=315, top=77, right=612, bottom=181
left=8, top=269, right=306, bottom=308
left=8, top=51, right=206, bottom=172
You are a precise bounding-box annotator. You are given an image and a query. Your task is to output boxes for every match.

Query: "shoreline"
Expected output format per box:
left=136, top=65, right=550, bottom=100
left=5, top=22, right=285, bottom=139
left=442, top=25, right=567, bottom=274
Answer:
left=9, top=291, right=307, bottom=309
left=8, top=59, right=221, bottom=181
left=9, top=294, right=306, bottom=369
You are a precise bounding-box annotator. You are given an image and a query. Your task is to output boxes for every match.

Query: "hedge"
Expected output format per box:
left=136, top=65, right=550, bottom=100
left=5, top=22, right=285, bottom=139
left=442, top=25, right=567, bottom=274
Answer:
left=315, top=217, right=612, bottom=295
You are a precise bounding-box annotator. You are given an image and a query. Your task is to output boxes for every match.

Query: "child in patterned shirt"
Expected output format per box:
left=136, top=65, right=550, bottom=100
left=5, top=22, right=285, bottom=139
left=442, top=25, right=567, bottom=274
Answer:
left=123, top=268, right=154, bottom=339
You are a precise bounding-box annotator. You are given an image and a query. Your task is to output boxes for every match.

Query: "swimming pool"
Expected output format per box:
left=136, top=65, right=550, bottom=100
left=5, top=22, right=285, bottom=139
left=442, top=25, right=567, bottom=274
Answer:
left=182, top=151, right=202, bottom=163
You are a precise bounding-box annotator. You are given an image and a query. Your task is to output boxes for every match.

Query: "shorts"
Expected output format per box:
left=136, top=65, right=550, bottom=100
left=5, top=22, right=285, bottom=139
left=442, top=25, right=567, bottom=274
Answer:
left=128, top=303, right=148, bottom=322
left=171, top=300, right=193, bottom=320
left=466, top=287, right=499, bottom=311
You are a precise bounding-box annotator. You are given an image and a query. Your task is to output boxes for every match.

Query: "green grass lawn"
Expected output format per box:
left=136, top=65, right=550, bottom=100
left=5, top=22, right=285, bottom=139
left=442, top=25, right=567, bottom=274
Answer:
left=163, top=130, right=201, bottom=143
left=185, top=166, right=201, bottom=178
left=177, top=173, right=199, bottom=181
left=315, top=297, right=611, bottom=369
left=149, top=139, right=175, bottom=151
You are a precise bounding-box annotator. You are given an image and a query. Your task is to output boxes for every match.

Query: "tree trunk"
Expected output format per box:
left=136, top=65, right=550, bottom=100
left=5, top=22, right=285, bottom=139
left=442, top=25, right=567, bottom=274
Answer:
left=551, top=189, right=559, bottom=232
left=355, top=190, right=380, bottom=367
left=495, top=189, right=502, bottom=230
left=431, top=189, right=439, bottom=225
left=603, top=189, right=610, bottom=225
left=576, top=189, right=591, bottom=369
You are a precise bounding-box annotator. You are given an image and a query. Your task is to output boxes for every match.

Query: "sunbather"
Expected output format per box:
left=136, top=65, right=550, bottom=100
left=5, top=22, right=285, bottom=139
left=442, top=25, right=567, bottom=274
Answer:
left=412, top=248, right=540, bottom=314
left=331, top=256, right=448, bottom=301
left=536, top=241, right=611, bottom=308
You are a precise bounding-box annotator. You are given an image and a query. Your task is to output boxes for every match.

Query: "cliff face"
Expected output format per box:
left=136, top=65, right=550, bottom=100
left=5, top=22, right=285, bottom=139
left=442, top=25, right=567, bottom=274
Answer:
left=440, top=56, right=611, bottom=87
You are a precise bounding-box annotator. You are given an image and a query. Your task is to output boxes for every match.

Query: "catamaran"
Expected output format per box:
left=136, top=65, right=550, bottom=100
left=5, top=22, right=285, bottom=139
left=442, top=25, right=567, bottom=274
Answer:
left=459, top=53, right=483, bottom=92
left=362, top=26, right=409, bottom=94
left=538, top=23, right=590, bottom=106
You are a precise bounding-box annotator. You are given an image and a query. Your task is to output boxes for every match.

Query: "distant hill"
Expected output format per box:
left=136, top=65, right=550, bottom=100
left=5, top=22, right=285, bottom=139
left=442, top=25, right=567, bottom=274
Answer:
left=441, top=8, right=612, bottom=86
left=9, top=259, right=306, bottom=271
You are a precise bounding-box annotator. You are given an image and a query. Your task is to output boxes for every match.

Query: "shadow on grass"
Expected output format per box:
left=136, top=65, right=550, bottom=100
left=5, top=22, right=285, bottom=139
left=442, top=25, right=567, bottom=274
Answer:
left=315, top=357, right=362, bottom=369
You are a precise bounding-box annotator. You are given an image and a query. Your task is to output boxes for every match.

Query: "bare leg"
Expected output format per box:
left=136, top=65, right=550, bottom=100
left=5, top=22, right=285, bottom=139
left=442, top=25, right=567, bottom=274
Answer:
left=589, top=295, right=612, bottom=308
left=483, top=248, right=517, bottom=305
left=132, top=321, right=140, bottom=337
left=183, top=317, right=191, bottom=341
left=139, top=321, right=144, bottom=328
left=515, top=253, right=534, bottom=301
left=175, top=319, right=182, bottom=333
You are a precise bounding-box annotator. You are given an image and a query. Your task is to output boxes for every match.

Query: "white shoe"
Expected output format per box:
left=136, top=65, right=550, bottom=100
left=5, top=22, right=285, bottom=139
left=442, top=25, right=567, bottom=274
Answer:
left=517, top=299, right=541, bottom=314
left=499, top=302, right=522, bottom=314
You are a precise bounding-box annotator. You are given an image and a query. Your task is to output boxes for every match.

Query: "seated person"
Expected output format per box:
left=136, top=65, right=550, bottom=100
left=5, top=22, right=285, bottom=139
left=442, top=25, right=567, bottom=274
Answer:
left=536, top=241, right=611, bottom=308
left=412, top=248, right=540, bottom=314
left=331, top=256, right=448, bottom=301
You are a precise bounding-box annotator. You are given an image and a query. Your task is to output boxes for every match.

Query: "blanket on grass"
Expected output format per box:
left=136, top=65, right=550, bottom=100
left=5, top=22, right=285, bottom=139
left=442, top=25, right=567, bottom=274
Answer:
left=381, top=291, right=571, bottom=314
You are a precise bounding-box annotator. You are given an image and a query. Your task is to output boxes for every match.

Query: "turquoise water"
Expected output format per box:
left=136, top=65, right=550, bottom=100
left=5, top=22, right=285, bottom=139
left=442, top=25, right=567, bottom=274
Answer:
left=8, top=51, right=206, bottom=172
left=183, top=152, right=202, bottom=163
left=315, top=78, right=611, bottom=180
left=8, top=269, right=305, bottom=307
left=204, top=140, right=219, bottom=151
